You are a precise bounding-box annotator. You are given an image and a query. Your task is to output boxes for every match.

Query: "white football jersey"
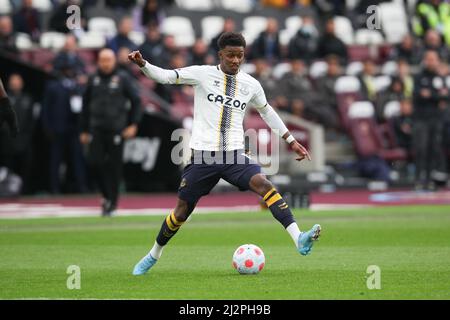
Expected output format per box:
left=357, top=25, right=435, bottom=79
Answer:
left=174, top=65, right=267, bottom=151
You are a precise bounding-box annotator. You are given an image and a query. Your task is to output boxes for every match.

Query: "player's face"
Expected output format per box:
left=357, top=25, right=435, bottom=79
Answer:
left=219, top=46, right=244, bottom=75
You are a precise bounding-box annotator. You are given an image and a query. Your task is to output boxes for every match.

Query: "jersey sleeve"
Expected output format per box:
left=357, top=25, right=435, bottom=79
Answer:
left=174, top=65, right=204, bottom=86
left=249, top=79, right=268, bottom=110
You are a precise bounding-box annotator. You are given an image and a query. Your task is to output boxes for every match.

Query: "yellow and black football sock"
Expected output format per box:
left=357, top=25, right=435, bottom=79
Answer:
left=263, top=188, right=296, bottom=228
left=156, top=211, right=185, bottom=246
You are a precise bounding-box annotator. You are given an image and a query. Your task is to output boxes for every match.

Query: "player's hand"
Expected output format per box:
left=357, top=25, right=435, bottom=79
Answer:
left=289, top=140, right=311, bottom=162
left=128, top=51, right=146, bottom=68
left=0, top=97, right=19, bottom=137
left=80, top=132, right=91, bottom=145
left=122, top=124, right=138, bottom=139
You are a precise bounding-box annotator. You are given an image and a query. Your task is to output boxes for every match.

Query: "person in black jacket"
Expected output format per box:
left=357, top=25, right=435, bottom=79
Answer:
left=0, top=74, right=34, bottom=194
left=250, top=18, right=281, bottom=63
left=317, top=17, right=348, bottom=65
left=412, top=49, right=448, bottom=190
left=80, top=48, right=141, bottom=216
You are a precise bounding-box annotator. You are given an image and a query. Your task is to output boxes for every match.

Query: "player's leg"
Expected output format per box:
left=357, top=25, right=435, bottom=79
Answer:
left=133, top=157, right=220, bottom=275
left=248, top=173, right=321, bottom=256
left=132, top=198, right=197, bottom=275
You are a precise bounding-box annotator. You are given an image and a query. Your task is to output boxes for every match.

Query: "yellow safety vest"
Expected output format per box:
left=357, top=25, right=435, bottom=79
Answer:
left=414, top=3, right=450, bottom=45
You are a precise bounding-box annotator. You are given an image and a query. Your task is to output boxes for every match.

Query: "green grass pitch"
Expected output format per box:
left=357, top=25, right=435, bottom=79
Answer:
left=1, top=205, right=449, bottom=299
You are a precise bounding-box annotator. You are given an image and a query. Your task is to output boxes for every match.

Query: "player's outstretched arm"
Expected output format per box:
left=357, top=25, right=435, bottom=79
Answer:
left=257, top=103, right=311, bottom=162
left=128, top=50, right=178, bottom=84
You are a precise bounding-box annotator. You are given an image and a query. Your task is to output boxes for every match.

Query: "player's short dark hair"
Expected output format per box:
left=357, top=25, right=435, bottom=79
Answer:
left=217, top=32, right=246, bottom=50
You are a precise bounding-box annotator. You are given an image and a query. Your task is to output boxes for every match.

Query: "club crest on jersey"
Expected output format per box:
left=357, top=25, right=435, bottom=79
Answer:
left=240, top=84, right=250, bottom=96
left=207, top=93, right=247, bottom=110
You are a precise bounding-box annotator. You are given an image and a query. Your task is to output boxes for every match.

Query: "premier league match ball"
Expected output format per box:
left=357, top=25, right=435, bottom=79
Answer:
left=232, top=244, right=265, bottom=275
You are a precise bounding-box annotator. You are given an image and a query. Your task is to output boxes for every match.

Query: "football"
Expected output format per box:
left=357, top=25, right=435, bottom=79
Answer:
left=232, top=244, right=265, bottom=275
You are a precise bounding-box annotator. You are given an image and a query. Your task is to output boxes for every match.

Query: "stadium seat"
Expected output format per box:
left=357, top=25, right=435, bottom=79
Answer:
left=272, top=62, right=292, bottom=79
left=40, top=32, right=67, bottom=50
left=129, top=31, right=145, bottom=46
left=0, top=0, right=12, bottom=14
left=346, top=61, right=363, bottom=76
left=347, top=45, right=371, bottom=61
left=381, top=61, right=398, bottom=76
left=383, top=100, right=401, bottom=119
left=243, top=114, right=274, bottom=156
left=240, top=63, right=256, bottom=74
left=88, top=17, right=117, bottom=39
left=242, top=16, right=268, bottom=45
left=348, top=101, right=375, bottom=119
left=379, top=2, right=409, bottom=44
left=285, top=16, right=302, bottom=33
left=334, top=75, right=361, bottom=93
left=32, top=0, right=52, bottom=12
left=221, top=0, right=254, bottom=13
left=161, top=16, right=195, bottom=47
left=30, top=49, right=56, bottom=71
left=348, top=101, right=408, bottom=161
left=333, top=16, right=354, bottom=45
left=77, top=49, right=97, bottom=66
left=354, top=29, right=384, bottom=46
left=78, top=32, right=106, bottom=49
left=335, top=76, right=362, bottom=130
left=15, top=33, right=33, bottom=50
left=309, top=60, right=328, bottom=79
left=176, top=0, right=213, bottom=11
left=201, top=16, right=225, bottom=44
left=346, top=0, right=359, bottom=10
left=279, top=29, right=294, bottom=46
left=373, top=75, right=392, bottom=92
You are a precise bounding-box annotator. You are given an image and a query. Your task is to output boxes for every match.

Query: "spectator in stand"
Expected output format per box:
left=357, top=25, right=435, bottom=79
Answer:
left=53, top=34, right=86, bottom=76
left=42, top=60, right=88, bottom=194
left=210, top=18, right=236, bottom=54
left=397, top=59, right=414, bottom=99
left=138, top=22, right=163, bottom=63
left=252, top=58, right=278, bottom=106
left=357, top=59, right=378, bottom=104
left=412, top=49, right=448, bottom=190
left=152, top=34, right=180, bottom=69
left=392, top=98, right=413, bottom=150
left=277, top=59, right=312, bottom=118
left=419, top=29, right=450, bottom=62
left=141, top=0, right=166, bottom=27
left=250, top=18, right=281, bottom=63
left=314, top=54, right=343, bottom=128
left=390, top=34, right=422, bottom=66
left=287, top=15, right=320, bottom=64
left=0, top=15, right=18, bottom=54
left=277, top=58, right=334, bottom=126
left=48, top=0, right=87, bottom=33
left=376, top=76, right=405, bottom=122
left=317, top=17, right=348, bottom=65
left=107, top=16, right=138, bottom=54
left=414, top=0, right=450, bottom=46
left=188, top=38, right=215, bottom=66
left=0, top=74, right=35, bottom=194
left=12, top=0, right=42, bottom=41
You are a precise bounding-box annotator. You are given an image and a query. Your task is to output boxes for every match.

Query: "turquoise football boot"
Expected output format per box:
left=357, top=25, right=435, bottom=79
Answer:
left=298, top=224, right=321, bottom=256
left=132, top=254, right=158, bottom=275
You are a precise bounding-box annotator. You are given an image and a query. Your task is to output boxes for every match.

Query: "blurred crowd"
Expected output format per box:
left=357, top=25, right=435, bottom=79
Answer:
left=1, top=0, right=450, bottom=195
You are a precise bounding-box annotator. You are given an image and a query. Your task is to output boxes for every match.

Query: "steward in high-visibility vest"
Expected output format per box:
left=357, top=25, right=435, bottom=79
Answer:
left=414, top=0, right=450, bottom=46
